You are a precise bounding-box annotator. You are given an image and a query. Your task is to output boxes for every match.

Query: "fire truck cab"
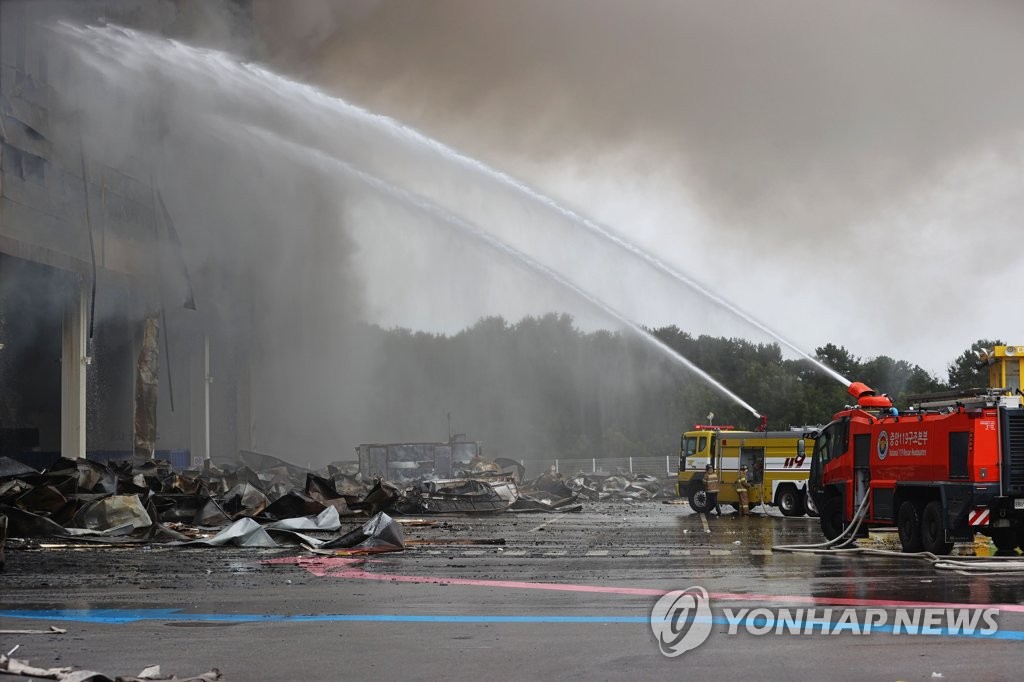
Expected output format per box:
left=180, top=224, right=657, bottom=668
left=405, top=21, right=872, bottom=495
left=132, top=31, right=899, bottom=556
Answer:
left=809, top=377, right=1024, bottom=554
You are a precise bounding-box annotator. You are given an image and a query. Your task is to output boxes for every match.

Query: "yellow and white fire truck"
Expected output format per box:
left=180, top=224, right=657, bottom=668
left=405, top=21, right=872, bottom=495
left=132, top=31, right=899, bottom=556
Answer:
left=678, top=424, right=819, bottom=516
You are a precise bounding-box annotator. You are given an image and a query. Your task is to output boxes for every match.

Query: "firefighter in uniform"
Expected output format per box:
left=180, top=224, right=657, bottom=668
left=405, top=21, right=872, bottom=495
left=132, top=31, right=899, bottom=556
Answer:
left=735, top=465, right=750, bottom=516
left=704, top=464, right=721, bottom=516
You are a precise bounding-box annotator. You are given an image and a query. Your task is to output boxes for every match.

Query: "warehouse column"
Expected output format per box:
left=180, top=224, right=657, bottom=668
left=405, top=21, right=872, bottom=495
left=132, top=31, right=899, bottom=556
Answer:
left=189, top=334, right=211, bottom=466
left=60, top=285, right=88, bottom=459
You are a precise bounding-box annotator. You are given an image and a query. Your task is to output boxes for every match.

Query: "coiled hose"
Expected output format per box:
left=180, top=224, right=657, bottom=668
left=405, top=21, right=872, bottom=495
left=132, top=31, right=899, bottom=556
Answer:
left=773, top=493, right=1024, bottom=574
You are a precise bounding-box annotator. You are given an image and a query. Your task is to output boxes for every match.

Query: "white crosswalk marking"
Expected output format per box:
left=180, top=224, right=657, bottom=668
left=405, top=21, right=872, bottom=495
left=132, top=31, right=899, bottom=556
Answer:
left=669, top=549, right=691, bottom=556
left=626, top=549, right=650, bottom=557
left=709, top=549, right=733, bottom=556
left=585, top=550, right=610, bottom=557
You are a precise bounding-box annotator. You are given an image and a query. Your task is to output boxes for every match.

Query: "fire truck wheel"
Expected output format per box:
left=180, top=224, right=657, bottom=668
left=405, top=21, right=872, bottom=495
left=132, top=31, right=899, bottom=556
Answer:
left=990, top=528, right=1019, bottom=553
left=688, top=486, right=711, bottom=513
left=897, top=500, right=924, bottom=553
left=819, top=495, right=844, bottom=540
left=777, top=486, right=804, bottom=517
left=920, top=501, right=953, bottom=555
left=805, top=490, right=819, bottom=518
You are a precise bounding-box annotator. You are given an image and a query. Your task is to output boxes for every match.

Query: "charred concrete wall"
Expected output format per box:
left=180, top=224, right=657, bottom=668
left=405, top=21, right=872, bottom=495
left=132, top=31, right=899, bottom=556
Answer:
left=0, top=0, right=171, bottom=276
left=1, top=0, right=360, bottom=468
left=0, top=1, right=223, bottom=464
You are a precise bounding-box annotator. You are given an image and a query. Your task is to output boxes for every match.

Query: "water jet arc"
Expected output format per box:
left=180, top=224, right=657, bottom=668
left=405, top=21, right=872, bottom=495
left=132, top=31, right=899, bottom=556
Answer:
left=231, top=124, right=761, bottom=418
left=57, top=22, right=849, bottom=390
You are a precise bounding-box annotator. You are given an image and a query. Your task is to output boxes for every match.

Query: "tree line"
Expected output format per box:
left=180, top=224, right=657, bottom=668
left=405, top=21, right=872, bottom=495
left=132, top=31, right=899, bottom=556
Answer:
left=360, top=315, right=1001, bottom=463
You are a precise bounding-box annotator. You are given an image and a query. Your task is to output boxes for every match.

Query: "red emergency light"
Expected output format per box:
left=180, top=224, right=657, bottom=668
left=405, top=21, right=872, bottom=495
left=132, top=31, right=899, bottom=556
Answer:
left=693, top=424, right=735, bottom=431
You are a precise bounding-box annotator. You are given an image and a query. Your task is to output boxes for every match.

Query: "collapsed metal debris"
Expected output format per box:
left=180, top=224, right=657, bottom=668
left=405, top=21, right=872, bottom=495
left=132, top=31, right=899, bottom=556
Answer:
left=0, top=451, right=666, bottom=555
left=0, top=625, right=66, bottom=635
left=520, top=467, right=663, bottom=503
left=397, top=479, right=518, bottom=514
left=317, top=512, right=404, bottom=555
left=0, top=652, right=222, bottom=681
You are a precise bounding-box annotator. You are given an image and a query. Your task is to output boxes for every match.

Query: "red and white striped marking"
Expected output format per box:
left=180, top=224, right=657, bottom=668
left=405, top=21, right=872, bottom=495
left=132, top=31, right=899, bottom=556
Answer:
left=968, top=508, right=990, bottom=526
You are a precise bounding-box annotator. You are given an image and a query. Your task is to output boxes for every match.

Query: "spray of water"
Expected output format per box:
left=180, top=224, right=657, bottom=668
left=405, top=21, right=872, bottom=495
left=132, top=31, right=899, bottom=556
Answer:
left=56, top=22, right=851, bottom=390
left=225, top=122, right=761, bottom=418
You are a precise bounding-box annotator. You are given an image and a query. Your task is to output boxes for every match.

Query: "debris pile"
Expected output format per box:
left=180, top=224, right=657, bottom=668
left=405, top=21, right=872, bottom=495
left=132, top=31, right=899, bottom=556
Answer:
left=0, top=651, right=221, bottom=681
left=396, top=478, right=515, bottom=514
left=0, top=453, right=395, bottom=550
left=0, top=452, right=667, bottom=553
left=523, top=467, right=664, bottom=502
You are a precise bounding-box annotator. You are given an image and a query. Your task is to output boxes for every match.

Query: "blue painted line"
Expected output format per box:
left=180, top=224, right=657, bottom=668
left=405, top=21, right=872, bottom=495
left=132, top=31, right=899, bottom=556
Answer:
left=1, top=609, right=182, bottom=624
left=1, top=609, right=1022, bottom=640
left=0, top=609, right=646, bottom=625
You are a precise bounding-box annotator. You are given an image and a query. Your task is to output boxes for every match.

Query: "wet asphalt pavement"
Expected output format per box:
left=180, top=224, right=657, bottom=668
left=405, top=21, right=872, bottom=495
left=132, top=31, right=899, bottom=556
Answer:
left=3, top=500, right=1024, bottom=681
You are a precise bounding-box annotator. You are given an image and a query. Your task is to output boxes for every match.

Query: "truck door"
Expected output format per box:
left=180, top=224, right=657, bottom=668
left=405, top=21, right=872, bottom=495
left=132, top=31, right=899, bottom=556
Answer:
left=740, top=448, right=764, bottom=479
left=741, top=447, right=765, bottom=503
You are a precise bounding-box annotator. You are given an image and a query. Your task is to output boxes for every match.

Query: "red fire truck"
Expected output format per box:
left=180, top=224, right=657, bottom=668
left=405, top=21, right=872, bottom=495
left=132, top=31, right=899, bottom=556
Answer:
left=808, top=380, right=1024, bottom=554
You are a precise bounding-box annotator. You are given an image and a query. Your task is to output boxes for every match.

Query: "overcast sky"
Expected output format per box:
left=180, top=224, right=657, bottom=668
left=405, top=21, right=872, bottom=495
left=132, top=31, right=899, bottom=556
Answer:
left=253, top=0, right=1024, bottom=377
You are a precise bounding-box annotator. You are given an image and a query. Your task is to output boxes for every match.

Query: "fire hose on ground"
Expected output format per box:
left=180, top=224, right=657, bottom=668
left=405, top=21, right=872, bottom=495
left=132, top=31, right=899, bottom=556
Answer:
left=773, top=492, right=1024, bottom=574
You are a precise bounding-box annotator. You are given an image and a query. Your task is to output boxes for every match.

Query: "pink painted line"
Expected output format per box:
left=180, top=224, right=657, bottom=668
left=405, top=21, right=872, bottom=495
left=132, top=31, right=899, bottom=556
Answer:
left=262, top=556, right=1024, bottom=613
left=263, top=556, right=665, bottom=594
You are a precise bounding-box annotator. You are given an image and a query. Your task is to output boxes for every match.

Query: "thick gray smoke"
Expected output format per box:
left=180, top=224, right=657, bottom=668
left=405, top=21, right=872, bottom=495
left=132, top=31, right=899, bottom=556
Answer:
left=277, top=0, right=1024, bottom=229
left=36, top=0, right=1024, bottom=467
left=41, top=3, right=373, bottom=462
left=50, top=2, right=708, bottom=464
left=257, top=0, right=1024, bottom=372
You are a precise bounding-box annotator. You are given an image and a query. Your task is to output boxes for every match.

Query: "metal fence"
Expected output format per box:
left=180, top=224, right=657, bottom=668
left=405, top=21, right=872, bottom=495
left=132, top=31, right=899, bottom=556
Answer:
left=529, top=455, right=677, bottom=477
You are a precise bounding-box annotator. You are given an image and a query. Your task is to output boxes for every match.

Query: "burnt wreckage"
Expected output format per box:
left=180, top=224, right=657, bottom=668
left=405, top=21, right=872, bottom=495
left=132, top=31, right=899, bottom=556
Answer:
left=0, top=448, right=665, bottom=560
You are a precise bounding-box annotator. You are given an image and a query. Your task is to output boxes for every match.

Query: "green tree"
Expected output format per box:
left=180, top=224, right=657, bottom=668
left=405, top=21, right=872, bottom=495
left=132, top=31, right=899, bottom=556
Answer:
left=361, top=319, right=992, bottom=468
left=815, top=343, right=860, bottom=380
left=947, top=338, right=1004, bottom=390
left=859, top=355, right=942, bottom=404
